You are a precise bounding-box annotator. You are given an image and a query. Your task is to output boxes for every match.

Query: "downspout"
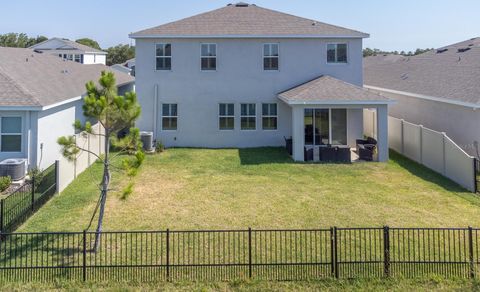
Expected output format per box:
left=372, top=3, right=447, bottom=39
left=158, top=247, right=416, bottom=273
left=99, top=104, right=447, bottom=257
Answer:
left=153, top=84, right=158, bottom=140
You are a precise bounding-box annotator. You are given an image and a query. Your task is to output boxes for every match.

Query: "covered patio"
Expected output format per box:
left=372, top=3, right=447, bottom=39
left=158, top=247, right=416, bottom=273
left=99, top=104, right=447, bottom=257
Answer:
left=278, top=75, right=394, bottom=162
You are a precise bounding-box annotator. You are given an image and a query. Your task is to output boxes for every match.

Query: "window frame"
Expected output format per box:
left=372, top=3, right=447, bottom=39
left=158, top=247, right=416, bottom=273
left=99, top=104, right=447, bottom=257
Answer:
left=200, top=43, right=217, bottom=72
left=326, top=43, right=348, bottom=64
left=155, top=43, right=172, bottom=71
left=240, top=103, right=257, bottom=131
left=0, top=116, right=23, bottom=153
left=263, top=43, right=280, bottom=71
left=261, top=103, right=278, bottom=131
left=161, top=103, right=178, bottom=131
left=218, top=103, right=235, bottom=131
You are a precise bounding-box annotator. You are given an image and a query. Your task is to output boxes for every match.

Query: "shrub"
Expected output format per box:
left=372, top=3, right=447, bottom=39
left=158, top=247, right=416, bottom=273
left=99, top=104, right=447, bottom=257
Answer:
left=0, top=176, right=12, bottom=192
left=155, top=141, right=165, bottom=153
left=120, top=182, right=134, bottom=200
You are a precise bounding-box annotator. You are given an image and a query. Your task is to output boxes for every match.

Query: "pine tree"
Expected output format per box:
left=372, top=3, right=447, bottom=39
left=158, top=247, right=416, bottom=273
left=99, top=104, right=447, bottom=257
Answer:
left=58, top=71, right=142, bottom=250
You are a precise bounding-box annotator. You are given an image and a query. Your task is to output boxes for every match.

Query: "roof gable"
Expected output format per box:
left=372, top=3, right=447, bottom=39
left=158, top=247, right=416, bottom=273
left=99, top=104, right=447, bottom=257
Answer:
left=131, top=3, right=368, bottom=39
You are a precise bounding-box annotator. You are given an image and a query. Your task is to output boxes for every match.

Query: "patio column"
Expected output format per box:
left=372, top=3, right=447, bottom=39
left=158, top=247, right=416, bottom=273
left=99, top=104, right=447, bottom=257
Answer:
left=376, top=104, right=389, bottom=162
left=291, top=106, right=304, bottom=161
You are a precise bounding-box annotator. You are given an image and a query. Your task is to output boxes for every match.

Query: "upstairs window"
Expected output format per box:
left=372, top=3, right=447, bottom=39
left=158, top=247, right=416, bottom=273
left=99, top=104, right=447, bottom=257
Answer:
left=327, top=43, right=348, bottom=63
left=201, top=44, right=217, bottom=71
left=263, top=43, right=279, bottom=70
left=156, top=43, right=172, bottom=70
left=162, top=104, right=177, bottom=130
left=219, top=103, right=234, bottom=130
left=1, top=117, right=22, bottom=152
left=241, top=104, right=256, bottom=130
left=262, top=103, right=277, bottom=130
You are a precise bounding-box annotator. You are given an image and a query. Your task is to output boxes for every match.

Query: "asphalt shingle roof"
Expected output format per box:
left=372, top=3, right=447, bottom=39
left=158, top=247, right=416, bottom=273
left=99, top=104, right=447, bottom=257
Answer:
left=131, top=3, right=368, bottom=38
left=278, top=75, right=391, bottom=104
left=0, top=47, right=134, bottom=107
left=364, top=37, right=480, bottom=105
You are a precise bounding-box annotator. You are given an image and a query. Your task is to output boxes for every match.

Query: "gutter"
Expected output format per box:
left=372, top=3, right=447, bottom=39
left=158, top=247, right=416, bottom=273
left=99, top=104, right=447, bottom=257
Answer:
left=129, top=34, right=369, bottom=39
left=277, top=94, right=396, bottom=106
left=365, top=85, right=480, bottom=110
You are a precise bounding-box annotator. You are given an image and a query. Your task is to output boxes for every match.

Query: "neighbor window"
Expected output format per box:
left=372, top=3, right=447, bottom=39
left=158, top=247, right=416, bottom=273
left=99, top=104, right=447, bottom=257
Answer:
left=327, top=43, right=348, bottom=63
left=156, top=43, right=172, bottom=70
left=74, top=54, right=83, bottom=63
left=63, top=54, right=73, bottom=61
left=263, top=43, right=279, bottom=70
left=201, top=44, right=217, bottom=71
left=162, top=104, right=177, bottom=130
left=262, top=103, right=277, bottom=130
left=219, top=103, right=234, bottom=130
left=241, top=104, right=256, bottom=130
left=1, top=117, right=22, bottom=152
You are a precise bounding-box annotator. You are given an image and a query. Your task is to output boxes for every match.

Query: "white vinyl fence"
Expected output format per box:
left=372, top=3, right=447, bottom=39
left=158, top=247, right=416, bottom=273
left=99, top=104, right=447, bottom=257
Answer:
left=57, top=123, right=105, bottom=192
left=364, top=110, right=477, bottom=192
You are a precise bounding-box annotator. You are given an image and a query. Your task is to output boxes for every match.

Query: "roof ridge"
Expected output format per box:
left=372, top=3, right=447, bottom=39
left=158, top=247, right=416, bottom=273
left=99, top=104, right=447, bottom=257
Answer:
left=0, top=66, right=41, bottom=106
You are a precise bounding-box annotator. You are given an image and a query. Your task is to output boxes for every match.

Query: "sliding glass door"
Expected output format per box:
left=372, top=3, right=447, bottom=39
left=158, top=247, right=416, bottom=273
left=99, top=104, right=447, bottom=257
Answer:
left=304, top=108, right=347, bottom=146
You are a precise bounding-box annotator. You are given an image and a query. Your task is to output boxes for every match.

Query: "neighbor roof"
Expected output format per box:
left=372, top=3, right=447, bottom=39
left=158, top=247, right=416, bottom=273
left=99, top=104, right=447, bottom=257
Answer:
left=278, top=75, right=392, bottom=105
left=0, top=47, right=134, bottom=108
left=364, top=37, right=480, bottom=106
left=30, top=38, right=106, bottom=54
left=130, top=3, right=368, bottom=39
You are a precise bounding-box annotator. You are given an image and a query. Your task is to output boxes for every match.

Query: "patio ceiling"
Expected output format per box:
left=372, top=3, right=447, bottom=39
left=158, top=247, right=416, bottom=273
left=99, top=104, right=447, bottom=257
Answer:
left=278, top=75, right=394, bottom=105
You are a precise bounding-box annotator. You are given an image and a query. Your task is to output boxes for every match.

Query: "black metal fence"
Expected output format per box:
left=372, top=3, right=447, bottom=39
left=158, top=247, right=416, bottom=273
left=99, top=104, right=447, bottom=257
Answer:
left=0, top=226, right=479, bottom=282
left=0, top=162, right=58, bottom=233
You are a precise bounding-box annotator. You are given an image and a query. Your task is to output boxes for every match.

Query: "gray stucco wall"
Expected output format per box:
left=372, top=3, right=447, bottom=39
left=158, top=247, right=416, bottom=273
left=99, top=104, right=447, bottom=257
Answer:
left=135, top=37, right=364, bottom=148
left=369, top=89, right=480, bottom=156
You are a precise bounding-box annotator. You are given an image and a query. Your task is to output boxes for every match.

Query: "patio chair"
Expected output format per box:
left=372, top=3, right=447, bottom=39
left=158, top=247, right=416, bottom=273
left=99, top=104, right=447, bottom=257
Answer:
left=304, top=147, right=314, bottom=162
left=358, top=144, right=376, bottom=161
left=284, top=136, right=292, bottom=156
left=336, top=146, right=352, bottom=163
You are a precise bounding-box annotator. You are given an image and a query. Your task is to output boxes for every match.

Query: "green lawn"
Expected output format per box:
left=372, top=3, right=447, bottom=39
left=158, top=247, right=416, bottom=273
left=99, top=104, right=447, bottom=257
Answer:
left=0, top=278, right=479, bottom=291
left=18, top=147, right=480, bottom=232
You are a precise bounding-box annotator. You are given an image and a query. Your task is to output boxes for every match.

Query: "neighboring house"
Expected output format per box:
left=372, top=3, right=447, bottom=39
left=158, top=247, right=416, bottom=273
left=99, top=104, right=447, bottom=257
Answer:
left=111, top=58, right=136, bottom=76
left=0, top=47, right=134, bottom=172
left=130, top=2, right=393, bottom=162
left=364, top=38, right=480, bottom=157
left=29, top=38, right=107, bottom=65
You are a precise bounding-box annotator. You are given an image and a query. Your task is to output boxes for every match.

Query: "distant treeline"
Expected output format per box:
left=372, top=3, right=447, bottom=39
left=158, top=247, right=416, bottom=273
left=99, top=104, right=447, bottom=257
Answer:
left=363, top=47, right=434, bottom=57
left=0, top=33, right=134, bottom=66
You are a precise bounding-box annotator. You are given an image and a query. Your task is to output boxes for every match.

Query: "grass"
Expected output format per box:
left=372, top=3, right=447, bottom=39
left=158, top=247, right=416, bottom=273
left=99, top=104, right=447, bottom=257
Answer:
left=17, top=147, right=480, bottom=232
left=0, top=277, right=479, bottom=291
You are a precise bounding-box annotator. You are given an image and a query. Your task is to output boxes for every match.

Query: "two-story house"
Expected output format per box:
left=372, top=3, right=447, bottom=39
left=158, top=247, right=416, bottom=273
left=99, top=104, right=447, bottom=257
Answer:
left=130, top=3, right=393, bottom=162
left=30, top=38, right=107, bottom=65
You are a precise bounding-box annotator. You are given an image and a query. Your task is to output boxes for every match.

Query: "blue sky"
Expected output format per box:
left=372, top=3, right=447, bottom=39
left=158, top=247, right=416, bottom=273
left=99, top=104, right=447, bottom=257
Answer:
left=1, top=0, right=479, bottom=51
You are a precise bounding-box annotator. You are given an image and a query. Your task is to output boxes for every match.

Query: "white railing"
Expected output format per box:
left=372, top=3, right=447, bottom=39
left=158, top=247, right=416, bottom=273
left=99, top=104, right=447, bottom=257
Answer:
left=364, top=110, right=477, bottom=192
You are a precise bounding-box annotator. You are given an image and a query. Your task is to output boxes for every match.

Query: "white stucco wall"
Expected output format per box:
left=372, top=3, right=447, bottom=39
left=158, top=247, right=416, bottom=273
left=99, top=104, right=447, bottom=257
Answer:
left=368, top=89, right=480, bottom=156
left=135, top=38, right=364, bottom=148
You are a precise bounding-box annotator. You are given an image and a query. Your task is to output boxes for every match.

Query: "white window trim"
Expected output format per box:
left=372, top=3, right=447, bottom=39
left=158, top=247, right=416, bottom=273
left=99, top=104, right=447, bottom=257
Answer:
left=263, top=43, right=280, bottom=71
left=155, top=43, right=172, bottom=71
left=0, top=115, right=23, bottom=153
left=218, top=103, right=235, bottom=131
left=326, top=43, right=349, bottom=65
left=262, top=103, right=278, bottom=131
left=201, top=43, right=217, bottom=72
left=161, top=103, right=178, bottom=131
left=240, top=103, right=257, bottom=131
left=304, top=108, right=348, bottom=146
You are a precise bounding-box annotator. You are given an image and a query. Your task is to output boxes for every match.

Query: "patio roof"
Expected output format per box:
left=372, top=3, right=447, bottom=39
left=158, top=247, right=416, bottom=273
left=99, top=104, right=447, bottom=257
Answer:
left=278, top=75, right=393, bottom=105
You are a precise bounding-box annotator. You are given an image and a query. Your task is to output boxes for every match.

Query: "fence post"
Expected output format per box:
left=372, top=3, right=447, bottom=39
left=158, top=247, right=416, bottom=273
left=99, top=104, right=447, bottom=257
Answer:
left=82, top=230, right=87, bottom=281
left=31, top=176, right=35, bottom=212
left=383, top=226, right=390, bottom=277
left=55, top=160, right=60, bottom=194
left=442, top=132, right=447, bottom=176
left=400, top=119, right=405, bottom=154
left=469, top=226, right=475, bottom=278
left=334, top=227, right=339, bottom=279
left=330, top=227, right=336, bottom=278
left=166, top=228, right=170, bottom=281
left=419, top=125, right=423, bottom=164
left=248, top=227, right=252, bottom=279
left=0, top=199, right=4, bottom=234
left=473, top=159, right=478, bottom=193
